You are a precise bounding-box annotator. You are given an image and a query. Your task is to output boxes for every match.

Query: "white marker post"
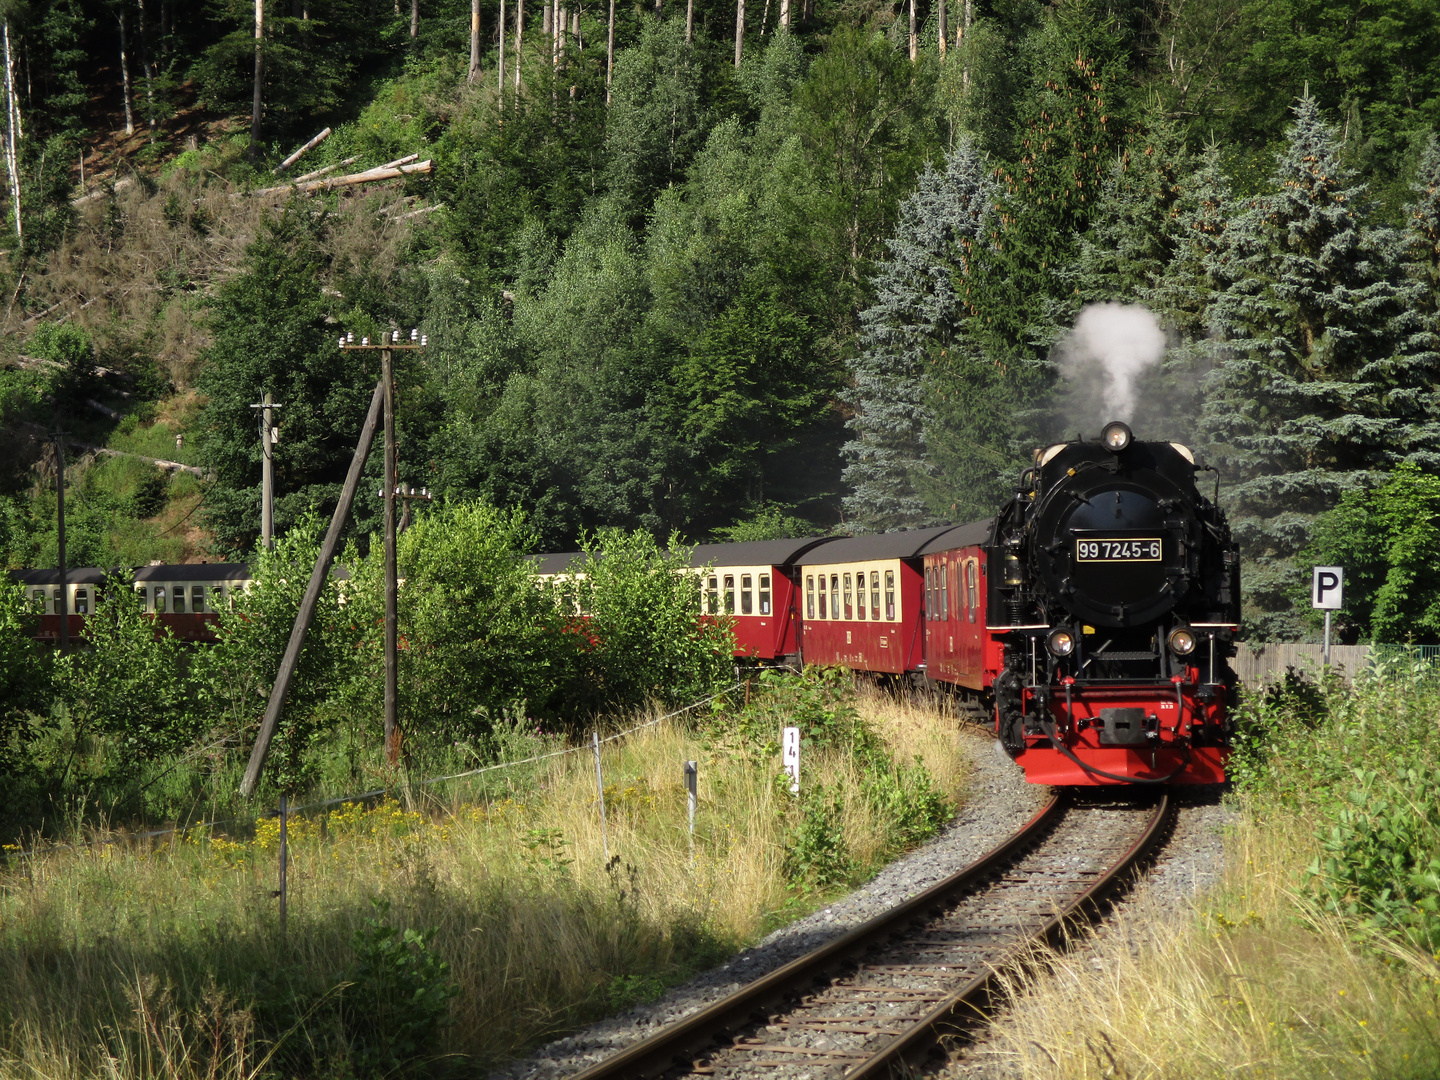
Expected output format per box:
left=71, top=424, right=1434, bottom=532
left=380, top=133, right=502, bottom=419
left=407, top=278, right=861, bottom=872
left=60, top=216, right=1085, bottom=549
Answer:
left=782, top=726, right=800, bottom=795
left=1312, top=566, right=1344, bottom=667
left=684, top=760, right=697, bottom=867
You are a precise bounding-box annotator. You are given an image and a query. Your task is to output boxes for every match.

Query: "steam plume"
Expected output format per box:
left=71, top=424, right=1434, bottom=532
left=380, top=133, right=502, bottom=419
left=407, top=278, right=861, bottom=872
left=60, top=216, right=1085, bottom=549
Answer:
left=1056, top=303, right=1166, bottom=425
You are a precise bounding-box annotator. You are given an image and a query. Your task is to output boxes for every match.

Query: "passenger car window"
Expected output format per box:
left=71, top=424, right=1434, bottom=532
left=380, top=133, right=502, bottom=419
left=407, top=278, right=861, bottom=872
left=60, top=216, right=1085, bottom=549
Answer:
left=941, top=562, right=949, bottom=620
left=173, top=587, right=186, bottom=614
left=212, top=587, right=224, bottom=607
left=32, top=589, right=45, bottom=612
left=968, top=561, right=979, bottom=622
left=75, top=588, right=88, bottom=615
left=870, top=571, right=880, bottom=620
left=842, top=573, right=852, bottom=619
left=830, top=575, right=839, bottom=621
left=723, top=575, right=735, bottom=615
left=856, top=568, right=866, bottom=620
left=154, top=586, right=167, bottom=614
left=193, top=585, right=205, bottom=612
left=806, top=575, right=815, bottom=619
left=817, top=575, right=827, bottom=619
left=759, top=574, right=771, bottom=615
left=885, top=570, right=896, bottom=620
left=707, top=575, right=719, bottom=615
left=741, top=574, right=753, bottom=615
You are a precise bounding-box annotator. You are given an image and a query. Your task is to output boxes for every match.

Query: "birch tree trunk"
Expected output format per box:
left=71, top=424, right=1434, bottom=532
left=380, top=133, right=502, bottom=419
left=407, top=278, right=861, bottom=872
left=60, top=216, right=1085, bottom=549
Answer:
left=513, top=0, right=523, bottom=91
left=469, top=0, right=481, bottom=80
left=605, top=0, right=614, bottom=101
left=759, top=0, right=768, bottom=36
left=3, top=22, right=20, bottom=244
left=778, top=0, right=787, bottom=29
left=937, top=0, right=945, bottom=58
left=733, top=0, right=743, bottom=67
left=136, top=0, right=157, bottom=134
left=497, top=0, right=506, bottom=94
left=250, top=0, right=263, bottom=152
left=410, top=0, right=418, bottom=37
left=118, top=9, right=134, bottom=134
left=907, top=0, right=916, bottom=62
left=961, top=0, right=970, bottom=86
left=685, top=0, right=693, bottom=40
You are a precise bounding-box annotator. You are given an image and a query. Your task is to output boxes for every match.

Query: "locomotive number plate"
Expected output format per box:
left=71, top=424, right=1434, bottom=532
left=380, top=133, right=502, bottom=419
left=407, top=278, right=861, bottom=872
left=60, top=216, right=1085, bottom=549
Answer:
left=1075, top=538, right=1162, bottom=562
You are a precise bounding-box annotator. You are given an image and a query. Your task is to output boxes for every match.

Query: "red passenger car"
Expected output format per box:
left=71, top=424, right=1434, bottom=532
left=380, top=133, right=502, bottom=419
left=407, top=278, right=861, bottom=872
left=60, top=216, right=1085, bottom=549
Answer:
left=794, top=525, right=971, bottom=674
left=689, top=537, right=837, bottom=662
left=919, top=519, right=998, bottom=694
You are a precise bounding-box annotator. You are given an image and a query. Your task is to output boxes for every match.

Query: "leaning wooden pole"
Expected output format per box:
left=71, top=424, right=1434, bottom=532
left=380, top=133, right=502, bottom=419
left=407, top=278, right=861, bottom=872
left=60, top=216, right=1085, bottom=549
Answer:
left=239, top=378, right=385, bottom=797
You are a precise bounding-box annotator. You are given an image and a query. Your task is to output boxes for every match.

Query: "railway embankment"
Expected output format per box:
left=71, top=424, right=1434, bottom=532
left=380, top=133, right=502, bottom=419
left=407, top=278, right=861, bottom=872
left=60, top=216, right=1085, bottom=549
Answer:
left=947, top=664, right=1440, bottom=1080
left=0, top=674, right=967, bottom=1078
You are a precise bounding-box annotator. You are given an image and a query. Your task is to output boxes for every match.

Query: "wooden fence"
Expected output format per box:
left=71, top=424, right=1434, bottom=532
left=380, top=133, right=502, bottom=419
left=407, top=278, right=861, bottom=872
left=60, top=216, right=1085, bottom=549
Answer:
left=1232, top=643, right=1372, bottom=686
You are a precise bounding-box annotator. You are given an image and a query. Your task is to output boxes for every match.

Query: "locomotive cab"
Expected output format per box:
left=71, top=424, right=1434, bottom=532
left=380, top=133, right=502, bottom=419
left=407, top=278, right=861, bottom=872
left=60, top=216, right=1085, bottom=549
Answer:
left=988, top=422, right=1240, bottom=786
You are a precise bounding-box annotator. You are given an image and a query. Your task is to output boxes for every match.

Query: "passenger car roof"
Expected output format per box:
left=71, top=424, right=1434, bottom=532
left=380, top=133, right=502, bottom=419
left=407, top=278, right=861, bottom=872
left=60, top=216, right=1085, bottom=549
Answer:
left=794, top=522, right=989, bottom=565
left=687, top=536, right=838, bottom=568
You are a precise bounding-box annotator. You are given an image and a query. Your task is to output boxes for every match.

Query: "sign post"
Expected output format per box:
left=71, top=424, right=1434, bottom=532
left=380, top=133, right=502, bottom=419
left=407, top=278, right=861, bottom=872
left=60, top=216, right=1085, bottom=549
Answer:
left=684, top=760, right=697, bottom=867
left=1312, top=566, right=1344, bottom=667
left=781, top=727, right=800, bottom=795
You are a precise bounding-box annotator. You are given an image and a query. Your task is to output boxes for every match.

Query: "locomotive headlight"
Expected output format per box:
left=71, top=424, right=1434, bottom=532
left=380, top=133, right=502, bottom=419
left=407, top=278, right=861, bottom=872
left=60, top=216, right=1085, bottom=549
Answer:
left=1101, top=421, right=1133, bottom=452
left=1167, top=627, right=1198, bottom=656
left=1046, top=627, right=1076, bottom=657
left=1003, top=552, right=1025, bottom=586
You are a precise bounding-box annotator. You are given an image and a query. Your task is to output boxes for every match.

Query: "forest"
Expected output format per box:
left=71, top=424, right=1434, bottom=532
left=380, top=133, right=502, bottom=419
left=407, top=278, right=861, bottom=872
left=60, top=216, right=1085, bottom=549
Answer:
left=0, top=0, right=1435, bottom=638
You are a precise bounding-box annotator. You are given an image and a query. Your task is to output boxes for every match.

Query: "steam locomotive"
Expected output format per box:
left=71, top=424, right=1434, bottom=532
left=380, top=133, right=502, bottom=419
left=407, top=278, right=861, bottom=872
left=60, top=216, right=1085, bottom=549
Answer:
left=983, top=421, right=1239, bottom=784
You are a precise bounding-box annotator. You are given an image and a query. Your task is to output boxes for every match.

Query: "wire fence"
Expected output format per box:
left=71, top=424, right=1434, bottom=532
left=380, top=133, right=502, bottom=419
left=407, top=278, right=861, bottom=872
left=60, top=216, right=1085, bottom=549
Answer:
left=0, top=682, right=742, bottom=863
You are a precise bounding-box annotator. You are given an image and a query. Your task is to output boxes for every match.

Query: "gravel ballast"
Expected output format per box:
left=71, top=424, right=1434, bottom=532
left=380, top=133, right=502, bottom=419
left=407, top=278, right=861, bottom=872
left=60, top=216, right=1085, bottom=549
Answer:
left=487, top=726, right=1049, bottom=1080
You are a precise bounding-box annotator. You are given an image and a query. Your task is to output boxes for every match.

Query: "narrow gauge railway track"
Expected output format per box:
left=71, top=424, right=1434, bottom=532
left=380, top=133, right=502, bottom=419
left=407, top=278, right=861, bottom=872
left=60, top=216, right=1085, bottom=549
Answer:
left=567, top=792, right=1170, bottom=1080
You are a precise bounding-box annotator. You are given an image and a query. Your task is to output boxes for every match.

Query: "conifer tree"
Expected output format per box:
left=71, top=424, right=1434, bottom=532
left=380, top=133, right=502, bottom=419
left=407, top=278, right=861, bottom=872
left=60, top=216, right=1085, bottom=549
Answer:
left=1407, top=135, right=1440, bottom=341
left=841, top=138, right=995, bottom=533
left=1198, top=95, right=1440, bottom=638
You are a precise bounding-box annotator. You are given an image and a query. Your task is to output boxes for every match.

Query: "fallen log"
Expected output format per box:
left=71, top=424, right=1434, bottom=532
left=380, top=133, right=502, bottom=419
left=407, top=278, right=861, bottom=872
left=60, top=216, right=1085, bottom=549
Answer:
left=240, top=157, right=432, bottom=199
left=293, top=155, right=359, bottom=184
left=274, top=127, right=332, bottom=174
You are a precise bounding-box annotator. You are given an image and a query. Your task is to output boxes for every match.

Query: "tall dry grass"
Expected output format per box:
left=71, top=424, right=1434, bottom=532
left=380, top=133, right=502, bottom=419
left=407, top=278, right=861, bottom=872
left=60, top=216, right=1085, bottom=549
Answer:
left=968, top=678, right=1440, bottom=1080
left=0, top=688, right=973, bottom=1078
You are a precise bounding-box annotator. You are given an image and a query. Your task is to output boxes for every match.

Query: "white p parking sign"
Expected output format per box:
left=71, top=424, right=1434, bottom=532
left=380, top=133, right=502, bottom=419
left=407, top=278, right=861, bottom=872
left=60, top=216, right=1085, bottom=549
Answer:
left=1312, top=566, right=1344, bottom=610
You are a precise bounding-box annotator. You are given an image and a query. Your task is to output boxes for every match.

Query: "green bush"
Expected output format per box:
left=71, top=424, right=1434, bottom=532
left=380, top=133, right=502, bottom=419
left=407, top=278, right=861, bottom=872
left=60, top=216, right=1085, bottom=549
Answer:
left=1310, top=767, right=1440, bottom=952
left=784, top=785, right=855, bottom=888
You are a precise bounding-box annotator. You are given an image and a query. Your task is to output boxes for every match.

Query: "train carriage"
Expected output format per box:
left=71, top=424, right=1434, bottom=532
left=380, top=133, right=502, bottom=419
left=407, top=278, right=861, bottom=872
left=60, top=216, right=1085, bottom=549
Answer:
left=919, top=518, right=998, bottom=692
left=688, top=537, right=837, bottom=662
left=13, top=567, right=107, bottom=645
left=794, top=524, right=969, bottom=674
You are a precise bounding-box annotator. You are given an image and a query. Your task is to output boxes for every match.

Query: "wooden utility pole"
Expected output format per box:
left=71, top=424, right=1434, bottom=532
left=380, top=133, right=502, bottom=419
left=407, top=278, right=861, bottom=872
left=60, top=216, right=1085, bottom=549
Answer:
left=382, top=345, right=398, bottom=762
left=251, top=0, right=264, bottom=153
left=250, top=392, right=283, bottom=549
left=239, top=376, right=384, bottom=798
left=52, top=432, right=69, bottom=655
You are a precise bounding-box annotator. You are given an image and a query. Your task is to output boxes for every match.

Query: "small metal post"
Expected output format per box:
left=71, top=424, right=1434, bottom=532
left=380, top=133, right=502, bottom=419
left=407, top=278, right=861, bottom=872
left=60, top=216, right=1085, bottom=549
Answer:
left=593, top=730, right=609, bottom=861
left=1323, top=610, right=1332, bottom=668
left=684, top=760, right=697, bottom=867
left=278, top=794, right=289, bottom=934
left=250, top=394, right=283, bottom=549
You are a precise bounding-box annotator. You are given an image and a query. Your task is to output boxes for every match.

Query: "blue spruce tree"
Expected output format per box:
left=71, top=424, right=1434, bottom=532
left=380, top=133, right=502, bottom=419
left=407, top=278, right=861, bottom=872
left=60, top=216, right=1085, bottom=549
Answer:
left=1407, top=135, right=1440, bottom=342
left=1198, top=95, right=1440, bottom=638
left=842, top=138, right=997, bottom=533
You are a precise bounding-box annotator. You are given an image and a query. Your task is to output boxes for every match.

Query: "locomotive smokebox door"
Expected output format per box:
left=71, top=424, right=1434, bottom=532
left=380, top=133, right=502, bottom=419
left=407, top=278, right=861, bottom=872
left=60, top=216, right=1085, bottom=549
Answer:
left=1097, top=707, right=1150, bottom=746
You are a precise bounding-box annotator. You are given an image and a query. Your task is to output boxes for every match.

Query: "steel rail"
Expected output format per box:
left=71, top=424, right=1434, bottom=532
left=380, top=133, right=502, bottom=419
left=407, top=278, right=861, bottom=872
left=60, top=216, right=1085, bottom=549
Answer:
left=844, top=791, right=1171, bottom=1078
left=565, top=794, right=1065, bottom=1080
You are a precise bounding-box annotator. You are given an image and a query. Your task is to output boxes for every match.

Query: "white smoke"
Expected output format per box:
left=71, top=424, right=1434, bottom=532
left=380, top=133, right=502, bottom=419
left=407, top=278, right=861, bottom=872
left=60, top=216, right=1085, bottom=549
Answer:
left=1056, top=303, right=1167, bottom=425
